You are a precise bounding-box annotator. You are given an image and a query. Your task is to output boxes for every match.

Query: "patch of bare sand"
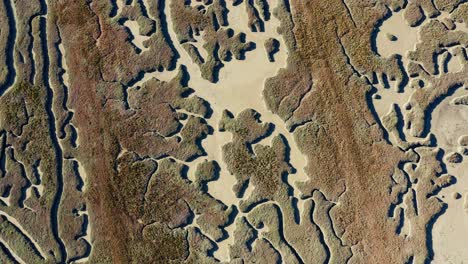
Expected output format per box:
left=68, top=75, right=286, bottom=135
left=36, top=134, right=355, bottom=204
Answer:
left=431, top=87, right=468, bottom=264
left=376, top=11, right=461, bottom=64
left=58, top=43, right=69, bottom=87
left=164, top=0, right=307, bottom=261
left=0, top=212, right=47, bottom=259
left=171, top=0, right=307, bottom=205
left=123, top=20, right=150, bottom=52
left=114, top=0, right=126, bottom=17
left=0, top=238, right=26, bottom=264
left=57, top=42, right=92, bottom=263
left=375, top=10, right=420, bottom=59
left=376, top=11, right=468, bottom=263
left=442, top=47, right=464, bottom=74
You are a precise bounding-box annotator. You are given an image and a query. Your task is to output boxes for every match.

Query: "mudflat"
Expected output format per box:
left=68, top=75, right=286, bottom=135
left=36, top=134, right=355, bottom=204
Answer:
left=0, top=0, right=466, bottom=263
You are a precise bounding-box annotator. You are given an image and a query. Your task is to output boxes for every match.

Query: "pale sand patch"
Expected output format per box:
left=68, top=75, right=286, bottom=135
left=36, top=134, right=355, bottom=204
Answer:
left=130, top=69, right=178, bottom=89
left=57, top=42, right=91, bottom=258
left=58, top=39, right=85, bottom=153
left=0, top=197, right=9, bottom=207
left=375, top=11, right=468, bottom=263
left=0, top=212, right=47, bottom=259
left=58, top=43, right=69, bottom=87
left=123, top=20, right=150, bottom=52
left=55, top=39, right=91, bottom=263
left=431, top=88, right=468, bottom=264
left=374, top=11, right=467, bottom=122
left=372, top=79, right=412, bottom=118
left=74, top=209, right=92, bottom=263
left=225, top=1, right=254, bottom=34
left=374, top=12, right=421, bottom=138
left=165, top=0, right=294, bottom=205
left=370, top=79, right=432, bottom=145
left=431, top=88, right=468, bottom=151
left=455, top=18, right=468, bottom=32
left=376, top=11, right=455, bottom=65
left=191, top=33, right=208, bottom=59
left=443, top=47, right=464, bottom=74
left=164, top=0, right=307, bottom=261
left=114, top=0, right=126, bottom=17
left=57, top=31, right=92, bottom=264
left=375, top=10, right=419, bottom=59
left=432, top=162, right=468, bottom=264
left=0, top=238, right=26, bottom=264
left=429, top=22, right=468, bottom=262
left=75, top=158, right=89, bottom=192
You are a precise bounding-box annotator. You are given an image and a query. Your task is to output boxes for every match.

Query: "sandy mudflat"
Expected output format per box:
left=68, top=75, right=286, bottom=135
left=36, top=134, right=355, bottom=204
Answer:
left=2, top=0, right=467, bottom=262
left=164, top=0, right=304, bottom=206
left=100, top=1, right=468, bottom=262
left=443, top=47, right=464, bottom=73
left=161, top=0, right=308, bottom=261
left=0, top=212, right=46, bottom=259
left=123, top=20, right=150, bottom=52
left=376, top=11, right=462, bottom=60
left=0, top=238, right=26, bottom=264
left=431, top=87, right=468, bottom=264
left=58, top=43, right=69, bottom=87
left=376, top=10, right=468, bottom=263
left=376, top=10, right=420, bottom=59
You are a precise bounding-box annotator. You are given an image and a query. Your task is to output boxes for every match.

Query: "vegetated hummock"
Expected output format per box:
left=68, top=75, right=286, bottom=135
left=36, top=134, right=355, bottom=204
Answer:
left=0, top=0, right=466, bottom=263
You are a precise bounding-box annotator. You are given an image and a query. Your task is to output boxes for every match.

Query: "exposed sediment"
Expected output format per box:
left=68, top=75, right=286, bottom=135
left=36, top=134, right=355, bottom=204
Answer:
left=0, top=0, right=466, bottom=263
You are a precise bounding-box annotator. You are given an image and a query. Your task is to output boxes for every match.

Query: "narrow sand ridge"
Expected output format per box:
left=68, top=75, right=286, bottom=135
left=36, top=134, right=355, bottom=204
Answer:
left=72, top=158, right=92, bottom=264
left=0, top=212, right=46, bottom=259
left=58, top=26, right=92, bottom=264
left=376, top=10, right=468, bottom=263
left=114, top=0, right=126, bottom=17
left=74, top=208, right=92, bottom=263
left=164, top=1, right=307, bottom=261
left=0, top=238, right=26, bottom=264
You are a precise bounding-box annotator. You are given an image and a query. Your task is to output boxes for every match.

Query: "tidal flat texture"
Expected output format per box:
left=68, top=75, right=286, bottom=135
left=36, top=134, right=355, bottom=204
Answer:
left=0, top=0, right=467, bottom=263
